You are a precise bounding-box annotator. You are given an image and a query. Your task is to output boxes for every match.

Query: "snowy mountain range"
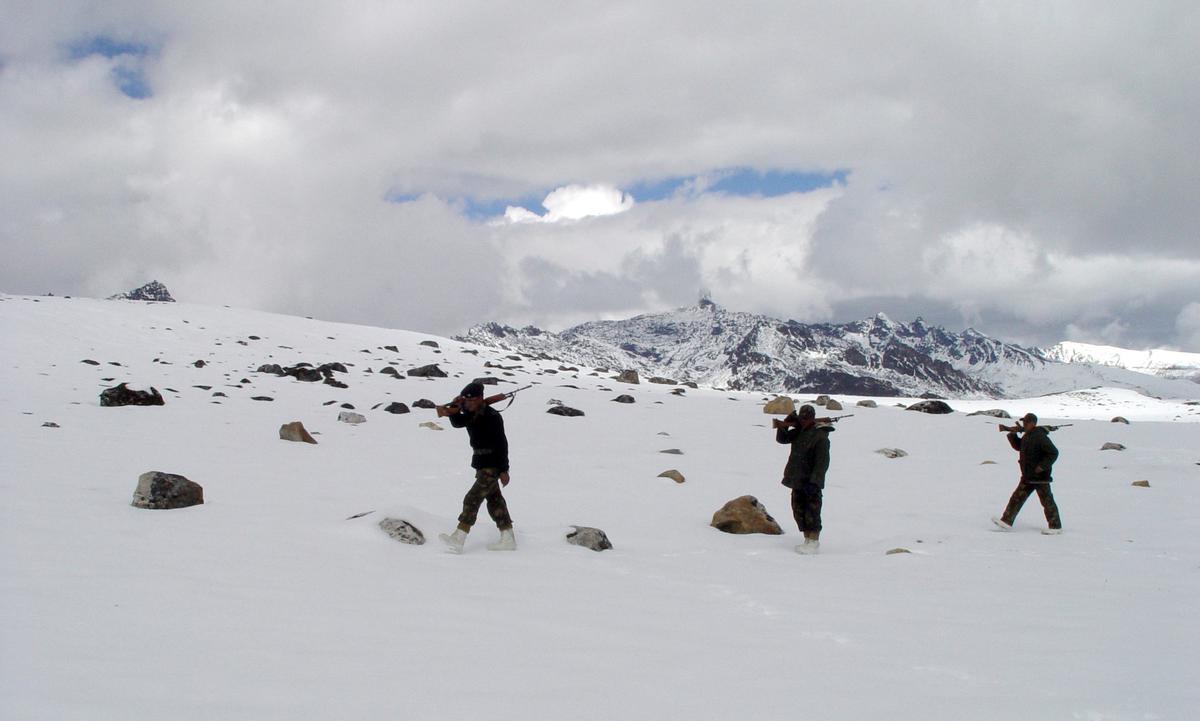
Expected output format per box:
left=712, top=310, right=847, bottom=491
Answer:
left=1042, top=341, right=1200, bottom=384
left=459, top=300, right=1198, bottom=399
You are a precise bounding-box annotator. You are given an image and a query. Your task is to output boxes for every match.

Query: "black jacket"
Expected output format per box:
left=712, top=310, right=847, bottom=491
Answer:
left=1007, top=427, right=1058, bottom=483
left=449, top=406, right=509, bottom=472
left=776, top=424, right=833, bottom=489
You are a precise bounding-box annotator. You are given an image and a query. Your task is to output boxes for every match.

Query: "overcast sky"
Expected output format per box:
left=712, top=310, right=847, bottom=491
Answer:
left=2, top=1, right=1198, bottom=349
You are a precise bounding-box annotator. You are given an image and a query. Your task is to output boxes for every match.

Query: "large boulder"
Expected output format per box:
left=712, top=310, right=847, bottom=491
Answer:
left=279, top=421, right=317, bottom=444
left=815, top=395, right=830, bottom=406
left=566, top=526, right=613, bottom=552
left=131, top=471, right=204, bottom=509
left=856, top=399, right=878, bottom=408
left=100, top=383, right=165, bottom=407
left=338, top=411, right=367, bottom=424
left=547, top=406, right=585, bottom=417
left=612, top=394, right=636, bottom=404
left=383, top=402, right=410, bottom=414
left=711, top=496, right=784, bottom=535
left=907, top=400, right=954, bottom=414
left=763, top=396, right=795, bottom=415
left=378, top=518, right=425, bottom=545
left=616, top=369, right=640, bottom=384
left=825, top=399, right=844, bottom=411
left=407, top=364, right=447, bottom=378
left=412, top=399, right=437, bottom=409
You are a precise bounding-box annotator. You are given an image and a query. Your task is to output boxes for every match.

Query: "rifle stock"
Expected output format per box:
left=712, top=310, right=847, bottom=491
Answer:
left=436, top=384, right=532, bottom=417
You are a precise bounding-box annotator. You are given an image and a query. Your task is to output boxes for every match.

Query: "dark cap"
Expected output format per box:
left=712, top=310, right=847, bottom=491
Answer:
left=460, top=382, right=485, bottom=399
left=798, top=404, right=816, bottom=419
left=1020, top=412, right=1038, bottom=424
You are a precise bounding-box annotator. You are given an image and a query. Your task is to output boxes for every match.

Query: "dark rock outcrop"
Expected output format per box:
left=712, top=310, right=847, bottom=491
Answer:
left=100, top=383, right=165, bottom=407
left=131, top=471, right=203, bottom=509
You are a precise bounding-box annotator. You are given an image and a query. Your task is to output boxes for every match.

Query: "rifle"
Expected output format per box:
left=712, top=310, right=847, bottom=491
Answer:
left=436, top=385, right=532, bottom=417
left=772, top=413, right=854, bottom=429
left=997, top=423, right=1073, bottom=433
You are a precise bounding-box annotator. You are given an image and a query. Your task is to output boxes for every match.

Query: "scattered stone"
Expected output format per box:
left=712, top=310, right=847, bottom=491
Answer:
left=566, top=526, right=613, bottom=552
left=875, top=448, right=908, bottom=459
left=856, top=399, right=878, bottom=408
left=407, top=364, right=447, bottom=378
left=648, top=376, right=677, bottom=385
left=380, top=366, right=400, bottom=377
left=547, top=399, right=564, bottom=406
left=763, top=396, right=795, bottom=415
left=324, top=377, right=348, bottom=389
left=473, top=376, right=501, bottom=385
left=384, top=402, right=410, bottom=414
left=1111, top=416, right=1130, bottom=424
left=670, top=388, right=686, bottom=396
left=251, top=396, right=275, bottom=402
left=906, top=400, right=954, bottom=414
left=980, top=460, right=997, bottom=465
left=193, top=385, right=212, bottom=390
left=418, top=421, right=444, bottom=431
left=100, top=383, right=165, bottom=407
left=612, top=394, right=636, bottom=404
left=886, top=548, right=912, bottom=555
left=412, top=399, right=437, bottom=409
left=419, top=340, right=440, bottom=348
left=658, top=469, right=686, bottom=483
left=383, top=345, right=399, bottom=352
left=346, top=510, right=374, bottom=519
left=815, top=395, right=830, bottom=406
left=279, top=421, right=318, bottom=444
left=1131, top=480, right=1150, bottom=488
left=1101, top=442, right=1126, bottom=451
left=42, top=421, right=60, bottom=428
left=660, top=448, right=684, bottom=455
left=212, top=392, right=226, bottom=398
left=340, top=403, right=355, bottom=409
left=681, top=381, right=699, bottom=389
left=967, top=409, right=1012, bottom=418
left=193, top=360, right=206, bottom=368
left=547, top=406, right=585, bottom=417
left=616, top=369, right=640, bottom=384
left=338, top=411, right=367, bottom=424
left=131, top=471, right=204, bottom=510
left=378, top=518, right=426, bottom=545
left=711, top=496, right=784, bottom=535
left=824, top=399, right=844, bottom=411
left=81, top=359, right=100, bottom=365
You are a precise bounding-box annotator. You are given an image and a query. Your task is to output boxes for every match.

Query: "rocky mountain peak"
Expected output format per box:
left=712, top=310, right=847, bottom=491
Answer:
left=108, top=280, right=175, bottom=302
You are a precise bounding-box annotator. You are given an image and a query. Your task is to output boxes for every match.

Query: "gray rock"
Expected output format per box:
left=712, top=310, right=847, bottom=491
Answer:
left=132, top=471, right=204, bottom=510
left=473, top=376, right=501, bottom=385
left=380, top=366, right=400, bottom=376
left=875, top=448, right=908, bottom=459
left=279, top=421, right=317, bottom=444
left=378, top=518, right=425, bottom=545
left=1111, top=416, right=1130, bottom=424
left=825, top=399, right=844, bottom=411
left=612, top=394, right=636, bottom=404
left=648, top=376, right=677, bottom=385
left=886, top=548, right=912, bottom=555
left=547, top=406, right=585, bottom=417
left=566, top=526, right=613, bottom=551
left=616, top=369, right=640, bottom=384
left=856, top=399, right=878, bottom=408
left=1100, top=442, right=1126, bottom=451
left=384, top=402, right=410, bottom=414
left=815, top=395, right=830, bottom=406
left=418, top=421, right=444, bottom=430
left=967, top=409, right=1012, bottom=418
left=250, top=396, right=274, bottom=401
left=659, top=448, right=684, bottom=455
left=763, top=396, right=795, bottom=415
left=42, top=421, right=60, bottom=428
left=338, top=411, right=367, bottom=424
left=412, top=398, right=437, bottom=409
left=419, top=340, right=440, bottom=348
left=1131, top=480, right=1150, bottom=488
left=907, top=400, right=954, bottom=414
left=407, top=364, right=447, bottom=378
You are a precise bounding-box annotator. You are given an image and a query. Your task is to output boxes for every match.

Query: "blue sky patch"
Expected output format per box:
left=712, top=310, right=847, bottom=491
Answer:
left=68, top=35, right=154, bottom=99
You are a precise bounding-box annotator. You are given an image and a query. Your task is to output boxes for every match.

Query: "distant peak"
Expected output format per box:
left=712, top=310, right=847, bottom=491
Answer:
left=108, top=280, right=174, bottom=302
left=871, top=311, right=895, bottom=326
left=697, top=296, right=720, bottom=311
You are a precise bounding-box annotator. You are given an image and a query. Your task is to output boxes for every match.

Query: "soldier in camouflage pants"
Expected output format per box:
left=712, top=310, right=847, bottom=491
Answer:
left=458, top=467, right=513, bottom=531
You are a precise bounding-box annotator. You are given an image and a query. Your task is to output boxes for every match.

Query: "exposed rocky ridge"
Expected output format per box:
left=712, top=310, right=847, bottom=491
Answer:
left=108, top=280, right=175, bottom=302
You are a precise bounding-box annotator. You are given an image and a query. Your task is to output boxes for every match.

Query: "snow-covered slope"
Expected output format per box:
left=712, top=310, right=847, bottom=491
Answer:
left=1043, top=341, right=1200, bottom=384
left=3, top=293, right=1199, bottom=721
left=461, top=301, right=1197, bottom=400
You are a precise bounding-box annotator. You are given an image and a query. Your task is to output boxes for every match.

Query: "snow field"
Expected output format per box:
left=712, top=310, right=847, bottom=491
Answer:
left=1, top=295, right=1198, bottom=721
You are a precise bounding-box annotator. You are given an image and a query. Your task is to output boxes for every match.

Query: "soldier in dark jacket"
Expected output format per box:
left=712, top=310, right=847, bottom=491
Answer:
left=774, top=404, right=834, bottom=554
left=992, top=412, right=1063, bottom=534
left=437, top=382, right=516, bottom=553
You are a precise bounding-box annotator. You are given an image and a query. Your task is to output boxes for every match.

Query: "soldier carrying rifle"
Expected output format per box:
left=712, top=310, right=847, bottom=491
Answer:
left=991, top=412, right=1064, bottom=535
left=773, top=405, right=849, bottom=554
left=436, top=382, right=523, bottom=553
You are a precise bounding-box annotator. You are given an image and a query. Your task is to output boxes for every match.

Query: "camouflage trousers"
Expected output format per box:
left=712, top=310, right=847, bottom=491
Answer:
left=1001, top=480, right=1062, bottom=529
left=457, top=467, right=513, bottom=531
left=790, top=484, right=823, bottom=536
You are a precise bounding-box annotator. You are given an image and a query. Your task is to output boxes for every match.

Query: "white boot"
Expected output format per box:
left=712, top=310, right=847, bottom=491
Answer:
left=439, top=528, right=468, bottom=554
left=991, top=517, right=1013, bottom=532
left=794, top=537, right=820, bottom=555
left=488, top=528, right=517, bottom=551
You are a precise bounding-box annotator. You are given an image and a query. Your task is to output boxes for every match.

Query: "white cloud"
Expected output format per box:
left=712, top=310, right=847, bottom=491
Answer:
left=502, top=184, right=634, bottom=224
left=1176, top=303, right=1200, bottom=351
